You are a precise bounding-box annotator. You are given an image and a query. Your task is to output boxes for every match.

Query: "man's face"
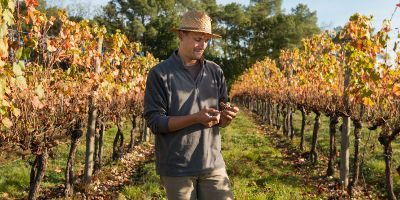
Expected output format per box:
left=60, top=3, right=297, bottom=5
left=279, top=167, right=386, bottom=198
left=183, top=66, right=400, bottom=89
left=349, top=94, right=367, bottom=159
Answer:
left=179, top=31, right=211, bottom=60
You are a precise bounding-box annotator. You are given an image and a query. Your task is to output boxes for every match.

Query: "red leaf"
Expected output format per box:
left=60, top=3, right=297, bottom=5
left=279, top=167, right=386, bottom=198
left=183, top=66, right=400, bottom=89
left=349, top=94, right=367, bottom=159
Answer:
left=25, top=0, right=39, bottom=7
left=397, top=3, right=400, bottom=8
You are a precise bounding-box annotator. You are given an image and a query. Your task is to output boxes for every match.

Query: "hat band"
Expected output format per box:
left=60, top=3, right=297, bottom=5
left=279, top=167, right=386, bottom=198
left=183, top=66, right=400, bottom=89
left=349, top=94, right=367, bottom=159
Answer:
left=179, top=26, right=211, bottom=33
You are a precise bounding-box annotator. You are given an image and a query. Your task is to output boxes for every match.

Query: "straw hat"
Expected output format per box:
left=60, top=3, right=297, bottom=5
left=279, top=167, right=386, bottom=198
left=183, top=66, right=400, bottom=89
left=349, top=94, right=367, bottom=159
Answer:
left=172, top=11, right=221, bottom=38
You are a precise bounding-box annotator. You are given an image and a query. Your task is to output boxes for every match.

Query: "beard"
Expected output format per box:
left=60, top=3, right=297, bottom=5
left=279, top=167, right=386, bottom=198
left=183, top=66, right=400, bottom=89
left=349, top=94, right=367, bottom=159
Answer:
left=191, top=50, right=204, bottom=60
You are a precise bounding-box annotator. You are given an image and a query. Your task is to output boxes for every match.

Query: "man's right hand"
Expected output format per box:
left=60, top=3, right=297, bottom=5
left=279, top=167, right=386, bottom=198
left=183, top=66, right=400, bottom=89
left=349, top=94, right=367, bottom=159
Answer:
left=196, top=107, right=220, bottom=127
left=166, top=107, right=221, bottom=133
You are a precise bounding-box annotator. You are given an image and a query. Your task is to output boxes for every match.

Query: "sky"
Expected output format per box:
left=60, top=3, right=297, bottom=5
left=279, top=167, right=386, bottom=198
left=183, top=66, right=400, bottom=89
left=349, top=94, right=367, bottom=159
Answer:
left=220, top=0, right=400, bottom=30
left=58, top=0, right=400, bottom=31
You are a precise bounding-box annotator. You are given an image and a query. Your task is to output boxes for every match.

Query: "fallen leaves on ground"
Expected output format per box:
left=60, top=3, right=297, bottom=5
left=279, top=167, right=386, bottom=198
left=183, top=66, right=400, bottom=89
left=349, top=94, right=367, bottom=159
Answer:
left=42, top=143, right=154, bottom=200
left=83, top=143, right=154, bottom=200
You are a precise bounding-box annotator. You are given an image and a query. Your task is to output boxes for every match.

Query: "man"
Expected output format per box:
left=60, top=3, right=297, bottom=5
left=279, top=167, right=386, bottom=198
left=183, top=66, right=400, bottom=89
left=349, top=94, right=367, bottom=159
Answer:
left=143, top=11, right=239, bottom=200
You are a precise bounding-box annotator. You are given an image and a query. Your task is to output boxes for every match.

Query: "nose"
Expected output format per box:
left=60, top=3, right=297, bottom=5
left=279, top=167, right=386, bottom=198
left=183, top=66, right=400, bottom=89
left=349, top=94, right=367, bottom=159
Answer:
left=198, top=41, right=207, bottom=50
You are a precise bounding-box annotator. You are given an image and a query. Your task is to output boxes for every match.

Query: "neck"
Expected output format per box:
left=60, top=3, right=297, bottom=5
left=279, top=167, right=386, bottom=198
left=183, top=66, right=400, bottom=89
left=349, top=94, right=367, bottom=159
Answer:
left=178, top=50, right=198, bottom=66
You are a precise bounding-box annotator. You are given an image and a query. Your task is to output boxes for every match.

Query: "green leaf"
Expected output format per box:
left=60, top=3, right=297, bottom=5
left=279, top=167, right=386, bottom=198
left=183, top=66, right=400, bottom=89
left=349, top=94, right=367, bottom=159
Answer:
left=360, top=86, right=372, bottom=98
left=15, top=48, right=23, bottom=60
left=25, top=38, right=38, bottom=48
left=35, top=84, right=45, bottom=100
left=19, top=60, right=25, bottom=70
left=370, top=72, right=381, bottom=82
left=0, top=107, right=6, bottom=115
left=22, top=48, right=31, bottom=60
left=16, top=76, right=27, bottom=90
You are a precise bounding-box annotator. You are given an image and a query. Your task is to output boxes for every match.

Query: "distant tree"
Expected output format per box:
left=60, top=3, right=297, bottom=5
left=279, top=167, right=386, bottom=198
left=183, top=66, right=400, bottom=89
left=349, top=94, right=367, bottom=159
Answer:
left=94, top=0, right=192, bottom=59
left=249, top=3, right=319, bottom=61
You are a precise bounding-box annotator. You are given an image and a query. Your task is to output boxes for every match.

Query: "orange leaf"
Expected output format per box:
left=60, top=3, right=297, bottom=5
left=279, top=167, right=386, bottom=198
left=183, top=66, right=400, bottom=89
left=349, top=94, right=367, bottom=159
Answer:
left=31, top=96, right=44, bottom=109
left=113, top=69, right=119, bottom=77
left=46, top=40, right=57, bottom=52
left=393, top=83, right=400, bottom=97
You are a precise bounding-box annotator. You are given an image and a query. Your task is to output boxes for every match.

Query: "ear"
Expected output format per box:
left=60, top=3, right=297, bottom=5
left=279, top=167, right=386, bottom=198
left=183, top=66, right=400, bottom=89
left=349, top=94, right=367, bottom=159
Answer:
left=178, top=31, right=184, bottom=41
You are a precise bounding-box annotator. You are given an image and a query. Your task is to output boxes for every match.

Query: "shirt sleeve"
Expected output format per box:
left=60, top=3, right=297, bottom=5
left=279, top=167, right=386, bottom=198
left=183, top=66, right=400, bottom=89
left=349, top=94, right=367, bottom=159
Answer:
left=218, top=68, right=229, bottom=110
left=143, top=68, right=170, bottom=134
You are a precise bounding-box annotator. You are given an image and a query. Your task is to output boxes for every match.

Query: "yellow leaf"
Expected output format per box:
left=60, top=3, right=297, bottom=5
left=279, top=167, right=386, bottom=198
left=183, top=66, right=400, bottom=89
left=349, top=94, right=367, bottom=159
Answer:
left=3, top=9, right=14, bottom=26
left=16, top=76, right=27, bottom=90
left=2, top=100, right=10, bottom=107
left=2, top=117, right=12, bottom=129
left=12, top=107, right=21, bottom=117
left=13, top=61, right=24, bottom=76
left=362, top=97, right=374, bottom=107
left=35, top=84, right=45, bottom=100
left=8, top=0, right=15, bottom=12
left=0, top=38, right=9, bottom=58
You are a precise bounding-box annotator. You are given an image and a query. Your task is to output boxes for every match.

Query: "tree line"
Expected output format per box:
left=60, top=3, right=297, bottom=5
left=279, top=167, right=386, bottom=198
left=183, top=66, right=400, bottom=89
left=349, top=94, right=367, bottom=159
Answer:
left=94, top=0, right=320, bottom=87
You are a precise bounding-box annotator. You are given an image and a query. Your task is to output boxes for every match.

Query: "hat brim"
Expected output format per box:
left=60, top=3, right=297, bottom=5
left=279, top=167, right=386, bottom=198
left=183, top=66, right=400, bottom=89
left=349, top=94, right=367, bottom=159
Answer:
left=172, top=28, right=221, bottom=38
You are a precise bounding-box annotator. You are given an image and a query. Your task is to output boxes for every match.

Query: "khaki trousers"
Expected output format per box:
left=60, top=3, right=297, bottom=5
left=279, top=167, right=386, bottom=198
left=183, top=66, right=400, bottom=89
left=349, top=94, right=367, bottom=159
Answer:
left=160, top=168, right=234, bottom=200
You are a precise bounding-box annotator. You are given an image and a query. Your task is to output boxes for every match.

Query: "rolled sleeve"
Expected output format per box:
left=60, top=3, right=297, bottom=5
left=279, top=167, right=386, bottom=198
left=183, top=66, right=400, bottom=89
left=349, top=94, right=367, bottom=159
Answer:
left=143, top=68, right=170, bottom=134
left=218, top=69, right=229, bottom=107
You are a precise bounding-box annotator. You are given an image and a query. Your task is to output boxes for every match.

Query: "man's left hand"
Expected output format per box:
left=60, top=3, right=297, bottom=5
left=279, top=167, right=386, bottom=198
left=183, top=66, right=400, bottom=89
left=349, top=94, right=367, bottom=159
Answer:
left=219, top=103, right=239, bottom=128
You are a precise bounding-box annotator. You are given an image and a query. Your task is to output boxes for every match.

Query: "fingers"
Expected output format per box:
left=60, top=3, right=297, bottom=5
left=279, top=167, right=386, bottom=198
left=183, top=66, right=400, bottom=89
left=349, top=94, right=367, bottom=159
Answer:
left=206, top=120, right=219, bottom=127
left=200, top=107, right=220, bottom=127
left=199, top=104, right=239, bottom=128
left=203, top=107, right=220, bottom=119
left=219, top=102, right=229, bottom=110
left=201, top=105, right=239, bottom=128
left=231, top=106, right=239, bottom=113
left=220, top=102, right=239, bottom=112
left=221, top=107, right=239, bottom=120
left=225, top=105, right=239, bottom=113
left=203, top=115, right=219, bottom=127
left=221, top=113, right=232, bottom=121
left=207, top=115, right=219, bottom=121
left=204, top=107, right=219, bottom=114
